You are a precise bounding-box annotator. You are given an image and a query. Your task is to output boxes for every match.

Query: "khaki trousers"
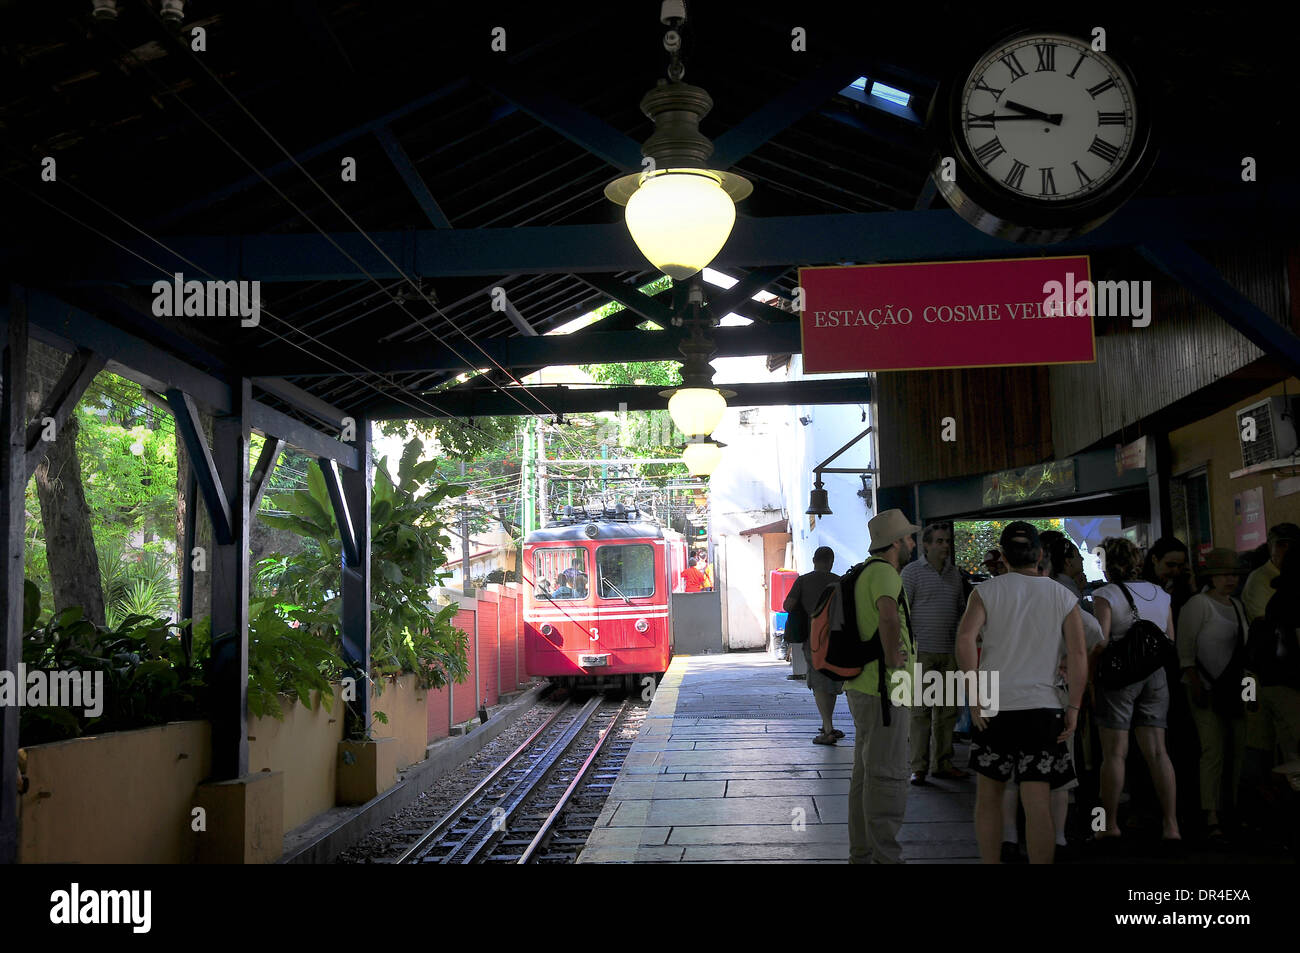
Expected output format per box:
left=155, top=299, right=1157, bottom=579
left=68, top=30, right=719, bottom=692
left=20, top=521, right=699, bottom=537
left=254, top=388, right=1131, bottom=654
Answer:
left=1185, top=685, right=1246, bottom=813
left=846, top=688, right=910, bottom=864
left=910, top=651, right=959, bottom=774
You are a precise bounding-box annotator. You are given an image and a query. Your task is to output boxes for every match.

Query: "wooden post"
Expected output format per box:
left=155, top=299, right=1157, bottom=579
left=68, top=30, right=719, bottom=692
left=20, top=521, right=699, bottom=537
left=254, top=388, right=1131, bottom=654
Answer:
left=1, top=288, right=29, bottom=863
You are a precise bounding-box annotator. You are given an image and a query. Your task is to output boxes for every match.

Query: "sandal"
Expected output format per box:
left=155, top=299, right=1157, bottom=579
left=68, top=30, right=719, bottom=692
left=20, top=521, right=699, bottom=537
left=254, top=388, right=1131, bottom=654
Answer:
left=830, top=728, right=845, bottom=739
left=813, top=731, right=837, bottom=745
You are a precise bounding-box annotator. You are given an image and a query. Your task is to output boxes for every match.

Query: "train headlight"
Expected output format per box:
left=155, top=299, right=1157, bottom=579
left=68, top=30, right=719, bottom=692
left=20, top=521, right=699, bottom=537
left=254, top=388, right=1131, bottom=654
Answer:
left=540, top=623, right=555, bottom=637
left=635, top=619, right=649, bottom=632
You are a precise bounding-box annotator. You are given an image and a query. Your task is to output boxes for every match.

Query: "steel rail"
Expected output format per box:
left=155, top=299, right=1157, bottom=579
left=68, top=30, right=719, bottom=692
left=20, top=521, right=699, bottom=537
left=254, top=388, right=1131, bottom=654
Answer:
left=515, top=698, right=630, bottom=863
left=447, top=695, right=604, bottom=864
left=394, top=700, right=573, bottom=864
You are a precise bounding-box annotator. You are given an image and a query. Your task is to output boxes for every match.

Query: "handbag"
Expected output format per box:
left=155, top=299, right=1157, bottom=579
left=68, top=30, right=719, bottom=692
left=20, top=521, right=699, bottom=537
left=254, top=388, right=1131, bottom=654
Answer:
left=784, top=603, right=809, bottom=644
left=1197, top=599, right=1247, bottom=717
left=1096, top=582, right=1174, bottom=689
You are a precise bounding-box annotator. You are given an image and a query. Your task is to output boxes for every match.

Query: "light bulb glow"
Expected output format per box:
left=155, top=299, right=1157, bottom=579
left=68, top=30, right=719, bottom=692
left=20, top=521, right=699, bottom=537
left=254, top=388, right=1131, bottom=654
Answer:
left=682, top=441, right=723, bottom=476
left=624, top=170, right=736, bottom=280
left=668, top=387, right=726, bottom=437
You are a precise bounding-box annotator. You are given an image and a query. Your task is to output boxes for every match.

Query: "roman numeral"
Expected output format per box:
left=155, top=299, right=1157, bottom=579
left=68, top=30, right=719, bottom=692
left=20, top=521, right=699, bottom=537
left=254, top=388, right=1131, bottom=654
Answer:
left=1068, top=53, right=1086, bottom=78
left=1087, top=77, right=1116, bottom=98
left=1003, top=160, right=1028, bottom=190
left=1001, top=51, right=1027, bottom=80
left=1097, top=111, right=1128, bottom=125
left=965, top=111, right=995, bottom=129
left=1040, top=167, right=1057, bottom=195
left=1035, top=44, right=1056, bottom=71
left=973, top=75, right=1004, bottom=99
left=1073, top=161, right=1093, bottom=187
left=1087, top=136, right=1120, bottom=163
left=973, top=137, right=1005, bottom=167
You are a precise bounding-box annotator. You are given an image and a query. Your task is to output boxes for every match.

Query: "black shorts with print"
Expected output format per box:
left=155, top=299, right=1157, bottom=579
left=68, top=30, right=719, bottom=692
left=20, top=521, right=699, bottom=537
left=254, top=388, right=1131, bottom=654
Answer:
left=970, top=708, right=1075, bottom=789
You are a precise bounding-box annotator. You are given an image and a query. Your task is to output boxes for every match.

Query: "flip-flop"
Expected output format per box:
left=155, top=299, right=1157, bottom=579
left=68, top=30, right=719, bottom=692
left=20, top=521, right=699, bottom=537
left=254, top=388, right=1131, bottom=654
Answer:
left=813, top=731, right=837, bottom=745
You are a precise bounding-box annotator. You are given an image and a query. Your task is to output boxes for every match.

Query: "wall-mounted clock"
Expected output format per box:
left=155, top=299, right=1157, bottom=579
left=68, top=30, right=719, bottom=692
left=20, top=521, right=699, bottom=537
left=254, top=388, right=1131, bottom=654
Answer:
left=931, top=30, right=1157, bottom=244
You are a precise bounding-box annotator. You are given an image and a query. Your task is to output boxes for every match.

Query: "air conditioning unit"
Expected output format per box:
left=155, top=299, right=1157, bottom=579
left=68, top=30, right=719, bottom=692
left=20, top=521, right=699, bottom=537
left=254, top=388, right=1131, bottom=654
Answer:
left=1237, top=396, right=1298, bottom=467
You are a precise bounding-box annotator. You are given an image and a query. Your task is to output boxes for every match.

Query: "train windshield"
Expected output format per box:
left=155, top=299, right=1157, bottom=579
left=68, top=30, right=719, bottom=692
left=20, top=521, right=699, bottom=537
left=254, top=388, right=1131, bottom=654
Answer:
left=596, top=544, right=655, bottom=599
left=533, top=548, right=589, bottom=600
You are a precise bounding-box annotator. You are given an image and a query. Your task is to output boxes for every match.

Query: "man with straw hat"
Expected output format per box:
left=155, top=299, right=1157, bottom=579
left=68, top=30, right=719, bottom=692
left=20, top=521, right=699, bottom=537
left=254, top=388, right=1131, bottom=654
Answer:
left=845, top=508, right=919, bottom=864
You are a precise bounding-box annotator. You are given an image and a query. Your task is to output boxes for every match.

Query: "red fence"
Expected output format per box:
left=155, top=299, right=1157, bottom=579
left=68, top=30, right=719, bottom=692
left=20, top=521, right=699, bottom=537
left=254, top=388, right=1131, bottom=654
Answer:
left=425, top=584, right=530, bottom=742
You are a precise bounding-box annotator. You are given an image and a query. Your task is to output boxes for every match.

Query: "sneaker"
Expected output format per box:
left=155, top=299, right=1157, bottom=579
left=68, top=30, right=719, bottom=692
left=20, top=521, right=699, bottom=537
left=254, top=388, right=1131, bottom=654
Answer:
left=909, top=772, right=928, bottom=786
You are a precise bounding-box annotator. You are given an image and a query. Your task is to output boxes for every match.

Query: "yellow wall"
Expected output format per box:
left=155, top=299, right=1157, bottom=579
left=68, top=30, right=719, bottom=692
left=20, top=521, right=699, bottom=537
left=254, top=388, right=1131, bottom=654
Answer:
left=368, top=673, right=428, bottom=771
left=20, top=677, right=430, bottom=862
left=1169, top=378, right=1300, bottom=550
left=247, top=690, right=344, bottom=833
left=19, top=721, right=211, bottom=864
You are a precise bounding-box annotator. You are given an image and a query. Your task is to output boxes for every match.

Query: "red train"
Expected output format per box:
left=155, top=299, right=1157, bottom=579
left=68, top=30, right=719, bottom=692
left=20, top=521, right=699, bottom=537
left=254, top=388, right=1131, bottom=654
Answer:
left=523, top=505, right=687, bottom=688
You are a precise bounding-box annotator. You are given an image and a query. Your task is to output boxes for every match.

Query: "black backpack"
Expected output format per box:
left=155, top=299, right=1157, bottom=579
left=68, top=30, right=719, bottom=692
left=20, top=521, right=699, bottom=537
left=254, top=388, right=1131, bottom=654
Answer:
left=1246, top=614, right=1300, bottom=689
left=1095, top=582, right=1175, bottom=689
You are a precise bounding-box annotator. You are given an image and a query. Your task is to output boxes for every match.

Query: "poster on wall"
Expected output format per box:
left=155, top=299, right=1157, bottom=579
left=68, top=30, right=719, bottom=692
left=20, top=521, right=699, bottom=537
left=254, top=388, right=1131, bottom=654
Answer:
left=798, top=255, right=1097, bottom=373
left=1234, top=487, right=1267, bottom=553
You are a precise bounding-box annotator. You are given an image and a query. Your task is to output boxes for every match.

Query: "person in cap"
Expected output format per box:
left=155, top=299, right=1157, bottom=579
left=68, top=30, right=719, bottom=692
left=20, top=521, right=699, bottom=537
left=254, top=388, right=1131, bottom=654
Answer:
left=845, top=508, right=917, bottom=864
left=902, top=521, right=968, bottom=784
left=1242, top=523, right=1300, bottom=622
left=983, top=549, right=1008, bottom=577
left=956, top=521, right=1087, bottom=864
left=1091, top=537, right=1181, bottom=848
left=784, top=546, right=844, bottom=745
left=1177, top=548, right=1247, bottom=843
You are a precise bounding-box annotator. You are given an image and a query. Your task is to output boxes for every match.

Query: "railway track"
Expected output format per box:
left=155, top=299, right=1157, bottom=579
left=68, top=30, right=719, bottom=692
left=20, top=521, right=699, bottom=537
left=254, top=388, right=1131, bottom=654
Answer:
left=395, top=693, right=638, bottom=864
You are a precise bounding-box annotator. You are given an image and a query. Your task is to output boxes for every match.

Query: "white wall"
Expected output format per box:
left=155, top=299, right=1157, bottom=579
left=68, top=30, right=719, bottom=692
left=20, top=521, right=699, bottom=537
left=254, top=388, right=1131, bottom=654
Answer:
left=706, top=351, right=875, bottom=648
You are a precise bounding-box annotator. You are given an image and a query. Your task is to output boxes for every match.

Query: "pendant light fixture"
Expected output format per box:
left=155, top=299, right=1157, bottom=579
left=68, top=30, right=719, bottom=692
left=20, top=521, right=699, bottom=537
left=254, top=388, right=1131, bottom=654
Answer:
left=661, top=278, right=734, bottom=437
left=604, top=3, right=752, bottom=280
left=682, top=437, right=724, bottom=476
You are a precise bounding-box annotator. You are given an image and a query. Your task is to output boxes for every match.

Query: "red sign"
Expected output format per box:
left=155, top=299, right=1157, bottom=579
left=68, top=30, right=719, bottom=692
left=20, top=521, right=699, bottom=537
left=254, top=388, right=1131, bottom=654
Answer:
left=799, top=256, right=1096, bottom=373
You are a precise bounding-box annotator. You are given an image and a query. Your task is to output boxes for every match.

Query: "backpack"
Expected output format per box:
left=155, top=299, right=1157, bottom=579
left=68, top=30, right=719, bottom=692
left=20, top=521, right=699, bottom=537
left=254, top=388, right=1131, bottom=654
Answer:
left=1245, top=613, right=1300, bottom=689
left=809, top=558, right=911, bottom=725
left=1095, top=582, right=1175, bottom=689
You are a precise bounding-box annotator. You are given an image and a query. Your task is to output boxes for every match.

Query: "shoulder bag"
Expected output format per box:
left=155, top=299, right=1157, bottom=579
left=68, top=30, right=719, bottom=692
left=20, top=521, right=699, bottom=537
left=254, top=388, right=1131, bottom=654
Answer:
left=1095, top=582, right=1174, bottom=689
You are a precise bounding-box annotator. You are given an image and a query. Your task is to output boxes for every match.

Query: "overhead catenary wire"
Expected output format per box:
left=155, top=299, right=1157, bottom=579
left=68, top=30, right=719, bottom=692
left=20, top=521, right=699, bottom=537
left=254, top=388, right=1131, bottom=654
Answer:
left=109, top=9, right=580, bottom=437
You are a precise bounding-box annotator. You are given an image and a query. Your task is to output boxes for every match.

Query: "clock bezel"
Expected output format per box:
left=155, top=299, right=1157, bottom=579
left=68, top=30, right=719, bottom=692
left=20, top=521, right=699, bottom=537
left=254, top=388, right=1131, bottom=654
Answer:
left=933, top=28, right=1158, bottom=234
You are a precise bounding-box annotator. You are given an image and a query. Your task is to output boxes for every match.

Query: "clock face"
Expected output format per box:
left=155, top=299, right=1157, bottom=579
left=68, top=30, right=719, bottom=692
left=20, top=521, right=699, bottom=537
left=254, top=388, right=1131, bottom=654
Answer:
left=959, top=34, right=1137, bottom=204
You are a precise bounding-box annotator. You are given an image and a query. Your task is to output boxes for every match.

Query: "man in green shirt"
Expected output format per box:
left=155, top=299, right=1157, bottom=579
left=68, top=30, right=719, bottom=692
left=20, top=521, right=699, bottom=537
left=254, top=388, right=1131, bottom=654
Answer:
left=846, top=509, right=918, bottom=864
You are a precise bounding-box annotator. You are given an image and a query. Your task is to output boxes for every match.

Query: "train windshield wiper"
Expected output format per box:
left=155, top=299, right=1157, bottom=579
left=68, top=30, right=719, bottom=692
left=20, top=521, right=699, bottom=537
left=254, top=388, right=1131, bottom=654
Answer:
left=604, top=581, right=633, bottom=606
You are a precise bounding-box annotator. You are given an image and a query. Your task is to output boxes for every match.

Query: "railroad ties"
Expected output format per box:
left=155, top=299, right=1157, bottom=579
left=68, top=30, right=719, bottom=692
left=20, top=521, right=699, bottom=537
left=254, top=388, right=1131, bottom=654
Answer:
left=396, top=693, right=641, bottom=865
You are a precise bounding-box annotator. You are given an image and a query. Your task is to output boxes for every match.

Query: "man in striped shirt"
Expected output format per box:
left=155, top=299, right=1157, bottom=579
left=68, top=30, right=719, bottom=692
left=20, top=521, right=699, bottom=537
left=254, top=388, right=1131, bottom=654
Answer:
left=901, top=521, right=969, bottom=784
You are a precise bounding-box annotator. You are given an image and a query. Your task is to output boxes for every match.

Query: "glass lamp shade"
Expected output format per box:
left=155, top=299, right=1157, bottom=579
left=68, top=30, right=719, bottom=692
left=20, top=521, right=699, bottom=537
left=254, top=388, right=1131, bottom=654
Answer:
left=668, top=387, right=727, bottom=437
left=682, top=440, right=723, bottom=476
left=624, top=170, right=737, bottom=280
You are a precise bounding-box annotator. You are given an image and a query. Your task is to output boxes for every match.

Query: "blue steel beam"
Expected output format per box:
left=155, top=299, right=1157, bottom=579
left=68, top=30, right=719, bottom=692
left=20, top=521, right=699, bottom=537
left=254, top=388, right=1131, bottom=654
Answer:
left=149, top=79, right=473, bottom=229
left=66, top=187, right=1300, bottom=281
left=374, top=126, right=453, bottom=228
left=711, top=57, right=874, bottom=169
left=1138, top=241, right=1300, bottom=377
left=479, top=75, right=643, bottom=172
left=246, top=321, right=801, bottom=377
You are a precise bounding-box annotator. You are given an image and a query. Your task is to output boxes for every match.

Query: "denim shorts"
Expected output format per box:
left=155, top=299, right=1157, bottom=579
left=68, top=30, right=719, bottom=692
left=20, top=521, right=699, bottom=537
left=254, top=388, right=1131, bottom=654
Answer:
left=1096, top=666, right=1169, bottom=730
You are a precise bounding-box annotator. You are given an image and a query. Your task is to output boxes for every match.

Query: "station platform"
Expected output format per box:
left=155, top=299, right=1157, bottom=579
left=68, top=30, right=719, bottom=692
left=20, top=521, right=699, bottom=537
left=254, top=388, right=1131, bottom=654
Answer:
left=577, top=651, right=979, bottom=863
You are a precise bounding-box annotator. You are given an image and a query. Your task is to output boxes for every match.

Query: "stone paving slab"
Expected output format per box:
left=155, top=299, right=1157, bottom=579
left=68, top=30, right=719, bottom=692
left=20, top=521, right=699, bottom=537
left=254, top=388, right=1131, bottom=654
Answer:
left=577, top=652, right=979, bottom=864
left=608, top=780, right=728, bottom=800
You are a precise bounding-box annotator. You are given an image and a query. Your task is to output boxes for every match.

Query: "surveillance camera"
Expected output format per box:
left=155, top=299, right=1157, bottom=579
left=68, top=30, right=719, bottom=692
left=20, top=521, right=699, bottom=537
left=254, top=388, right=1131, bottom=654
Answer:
left=799, top=415, right=812, bottom=426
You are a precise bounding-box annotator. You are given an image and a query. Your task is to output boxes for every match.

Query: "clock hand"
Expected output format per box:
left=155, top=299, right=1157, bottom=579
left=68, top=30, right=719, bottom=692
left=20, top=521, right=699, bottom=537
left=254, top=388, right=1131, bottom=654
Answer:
left=1004, top=100, right=1063, bottom=125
